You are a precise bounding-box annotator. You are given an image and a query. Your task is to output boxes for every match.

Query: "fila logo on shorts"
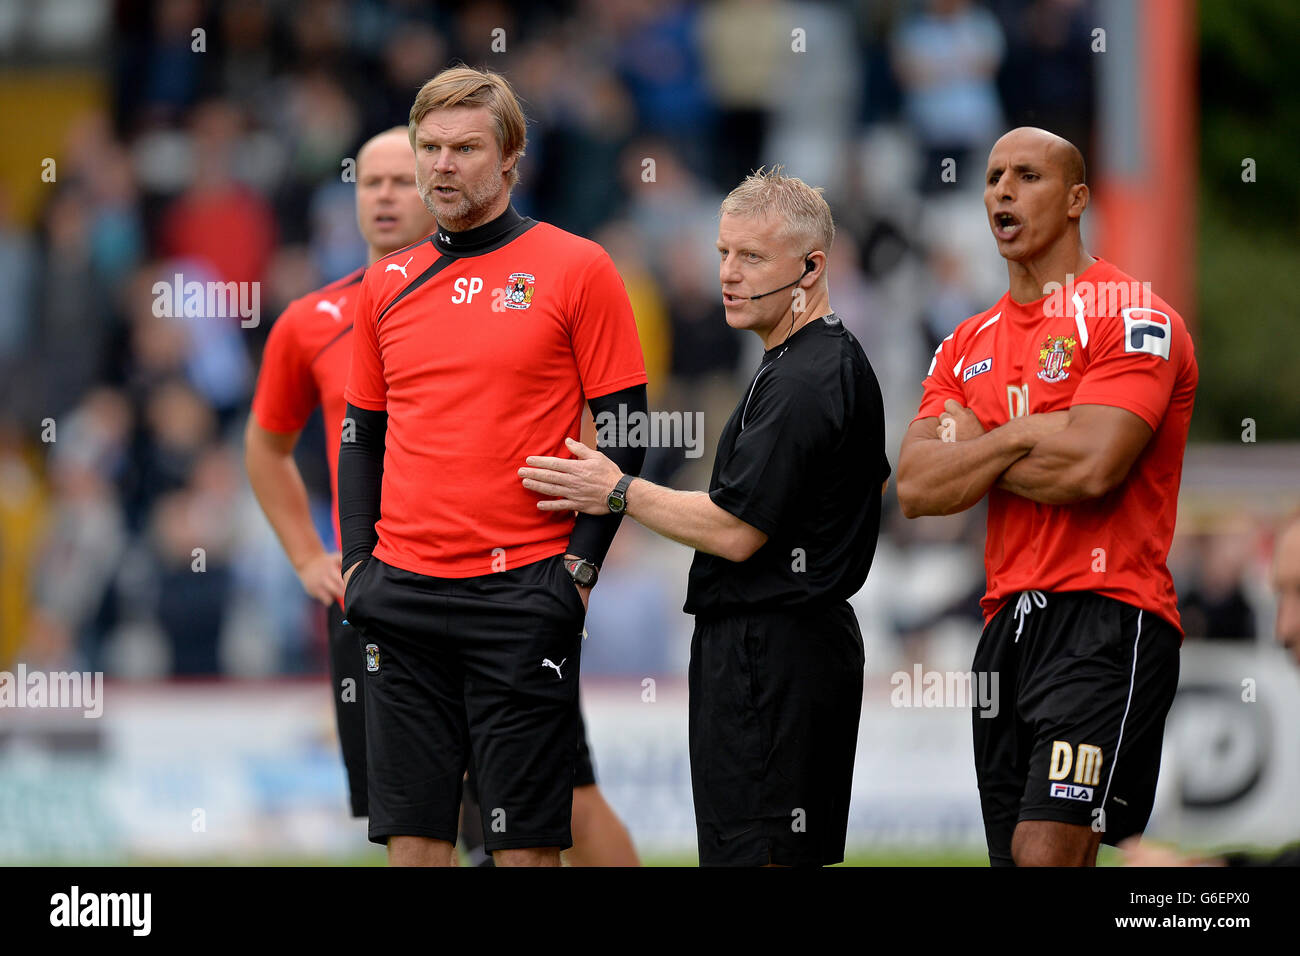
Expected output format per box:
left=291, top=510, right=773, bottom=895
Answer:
left=1050, top=783, right=1095, bottom=802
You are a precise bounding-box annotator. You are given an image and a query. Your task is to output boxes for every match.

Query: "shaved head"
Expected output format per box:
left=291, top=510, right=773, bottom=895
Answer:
left=354, top=126, right=437, bottom=259
left=993, top=127, right=1086, bottom=186
left=356, top=126, right=411, bottom=175
left=983, top=126, right=1094, bottom=284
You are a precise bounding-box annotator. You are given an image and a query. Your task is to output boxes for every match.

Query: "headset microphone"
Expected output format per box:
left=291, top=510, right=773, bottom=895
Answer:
left=746, top=257, right=815, bottom=300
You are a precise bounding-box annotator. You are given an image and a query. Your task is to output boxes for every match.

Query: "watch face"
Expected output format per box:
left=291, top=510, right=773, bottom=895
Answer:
left=608, top=494, right=625, bottom=514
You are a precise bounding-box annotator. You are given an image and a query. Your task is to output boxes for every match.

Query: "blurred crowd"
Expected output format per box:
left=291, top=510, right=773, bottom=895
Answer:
left=0, top=0, right=1270, bottom=679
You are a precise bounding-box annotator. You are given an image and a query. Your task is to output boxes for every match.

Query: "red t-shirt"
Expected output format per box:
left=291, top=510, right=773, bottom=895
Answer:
left=913, top=258, right=1198, bottom=631
left=251, top=267, right=365, bottom=549
left=345, top=220, right=647, bottom=577
left=160, top=185, right=277, bottom=284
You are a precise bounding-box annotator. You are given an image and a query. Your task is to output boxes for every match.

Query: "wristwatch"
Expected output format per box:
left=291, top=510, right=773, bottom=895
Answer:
left=607, top=474, right=635, bottom=514
left=565, top=556, right=599, bottom=588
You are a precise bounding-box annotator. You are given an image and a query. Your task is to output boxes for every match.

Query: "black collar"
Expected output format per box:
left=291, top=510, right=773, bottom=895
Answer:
left=765, top=312, right=839, bottom=358
left=433, top=205, right=528, bottom=255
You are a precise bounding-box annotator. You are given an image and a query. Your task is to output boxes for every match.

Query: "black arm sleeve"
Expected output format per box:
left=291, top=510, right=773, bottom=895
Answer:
left=566, top=383, right=648, bottom=569
left=338, top=402, right=387, bottom=572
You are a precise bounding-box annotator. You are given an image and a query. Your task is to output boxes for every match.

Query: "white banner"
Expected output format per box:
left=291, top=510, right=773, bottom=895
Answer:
left=1, top=643, right=1293, bottom=862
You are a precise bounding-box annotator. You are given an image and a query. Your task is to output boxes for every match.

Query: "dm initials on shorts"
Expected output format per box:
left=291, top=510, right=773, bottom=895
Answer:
left=1048, top=740, right=1103, bottom=786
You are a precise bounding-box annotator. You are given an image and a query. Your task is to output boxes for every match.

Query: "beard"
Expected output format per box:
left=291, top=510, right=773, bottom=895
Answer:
left=418, top=161, right=507, bottom=232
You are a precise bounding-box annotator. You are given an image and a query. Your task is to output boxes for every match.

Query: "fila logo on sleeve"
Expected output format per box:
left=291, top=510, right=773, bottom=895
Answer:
left=1122, top=307, right=1172, bottom=360
left=963, top=357, right=993, bottom=382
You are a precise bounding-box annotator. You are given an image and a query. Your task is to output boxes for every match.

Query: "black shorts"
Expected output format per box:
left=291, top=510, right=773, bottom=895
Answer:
left=461, top=706, right=597, bottom=866
left=327, top=601, right=368, bottom=817
left=462, top=703, right=596, bottom=802
left=346, top=551, right=586, bottom=851
left=972, top=590, right=1181, bottom=865
left=688, top=602, right=865, bottom=867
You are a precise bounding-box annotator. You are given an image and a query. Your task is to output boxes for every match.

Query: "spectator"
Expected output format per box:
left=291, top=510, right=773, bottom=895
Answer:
left=891, top=0, right=1005, bottom=193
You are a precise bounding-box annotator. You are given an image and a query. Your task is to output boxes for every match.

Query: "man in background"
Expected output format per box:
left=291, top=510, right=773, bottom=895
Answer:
left=1122, top=513, right=1300, bottom=867
left=247, top=127, right=436, bottom=821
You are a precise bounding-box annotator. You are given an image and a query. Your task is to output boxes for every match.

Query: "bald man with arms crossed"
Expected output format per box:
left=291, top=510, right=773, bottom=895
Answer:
left=897, top=127, right=1198, bottom=866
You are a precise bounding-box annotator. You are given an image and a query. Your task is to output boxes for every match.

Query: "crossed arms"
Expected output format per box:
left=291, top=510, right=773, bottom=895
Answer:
left=896, top=400, right=1155, bottom=517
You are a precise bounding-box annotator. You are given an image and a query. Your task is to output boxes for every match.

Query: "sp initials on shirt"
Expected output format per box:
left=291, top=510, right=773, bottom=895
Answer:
left=451, top=277, right=484, bottom=303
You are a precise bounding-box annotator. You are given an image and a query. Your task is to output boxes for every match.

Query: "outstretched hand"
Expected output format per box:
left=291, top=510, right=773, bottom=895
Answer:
left=519, top=438, right=623, bottom=516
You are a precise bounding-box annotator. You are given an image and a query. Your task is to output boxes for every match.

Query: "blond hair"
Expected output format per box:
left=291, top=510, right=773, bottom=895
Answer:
left=720, top=165, right=835, bottom=254
left=408, top=66, right=527, bottom=187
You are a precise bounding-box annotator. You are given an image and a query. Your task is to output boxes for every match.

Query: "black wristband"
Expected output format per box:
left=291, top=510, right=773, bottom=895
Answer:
left=565, top=384, right=648, bottom=566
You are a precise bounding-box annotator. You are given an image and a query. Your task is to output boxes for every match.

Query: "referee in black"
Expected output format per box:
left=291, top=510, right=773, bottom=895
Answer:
left=520, top=167, right=890, bottom=866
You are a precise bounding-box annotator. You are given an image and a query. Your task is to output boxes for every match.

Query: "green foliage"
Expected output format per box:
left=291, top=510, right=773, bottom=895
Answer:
left=1194, top=194, right=1300, bottom=442
left=1199, top=0, right=1300, bottom=230
left=1193, top=0, right=1300, bottom=441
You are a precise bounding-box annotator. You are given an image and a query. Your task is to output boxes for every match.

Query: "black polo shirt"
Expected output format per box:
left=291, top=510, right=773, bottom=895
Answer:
left=684, top=314, right=890, bottom=616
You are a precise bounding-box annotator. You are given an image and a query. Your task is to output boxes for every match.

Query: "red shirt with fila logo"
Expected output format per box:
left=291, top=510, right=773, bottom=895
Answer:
left=345, top=208, right=647, bottom=578
left=252, top=266, right=364, bottom=549
left=913, top=257, right=1198, bottom=631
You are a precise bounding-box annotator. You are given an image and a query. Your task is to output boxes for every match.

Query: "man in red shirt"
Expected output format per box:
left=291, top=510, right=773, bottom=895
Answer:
left=249, top=124, right=638, bottom=867
left=897, top=127, right=1198, bottom=866
left=339, top=67, right=649, bottom=867
left=247, top=127, right=434, bottom=819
